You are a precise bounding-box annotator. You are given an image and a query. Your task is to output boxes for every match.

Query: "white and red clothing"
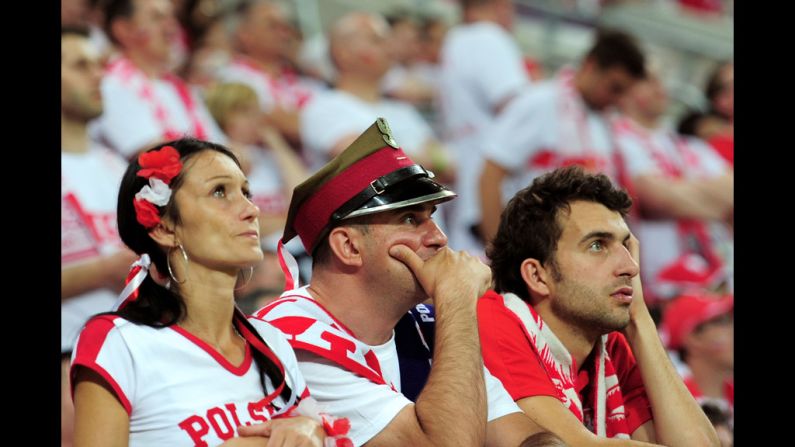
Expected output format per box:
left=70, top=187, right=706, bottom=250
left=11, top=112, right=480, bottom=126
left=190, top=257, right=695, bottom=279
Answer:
left=62, top=145, right=128, bottom=353
left=255, top=286, right=521, bottom=446
left=484, top=69, right=620, bottom=205
left=438, top=21, right=530, bottom=252
left=478, top=291, right=653, bottom=437
left=217, top=57, right=325, bottom=114
left=99, top=57, right=227, bottom=158
left=300, top=89, right=435, bottom=170
left=71, top=315, right=309, bottom=447
left=612, top=117, right=732, bottom=296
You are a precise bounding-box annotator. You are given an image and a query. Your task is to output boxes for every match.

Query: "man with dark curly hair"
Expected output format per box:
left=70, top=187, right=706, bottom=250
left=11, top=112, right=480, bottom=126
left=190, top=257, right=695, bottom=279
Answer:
left=477, top=166, right=719, bottom=446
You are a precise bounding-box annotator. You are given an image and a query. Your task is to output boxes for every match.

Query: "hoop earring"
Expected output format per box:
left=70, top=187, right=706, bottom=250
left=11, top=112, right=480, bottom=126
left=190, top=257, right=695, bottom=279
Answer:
left=167, top=243, right=189, bottom=285
left=235, top=266, right=254, bottom=291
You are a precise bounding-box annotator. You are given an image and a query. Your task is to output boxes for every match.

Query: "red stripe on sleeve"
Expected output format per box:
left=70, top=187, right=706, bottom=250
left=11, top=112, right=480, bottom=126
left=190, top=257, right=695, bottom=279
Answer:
left=70, top=315, right=133, bottom=415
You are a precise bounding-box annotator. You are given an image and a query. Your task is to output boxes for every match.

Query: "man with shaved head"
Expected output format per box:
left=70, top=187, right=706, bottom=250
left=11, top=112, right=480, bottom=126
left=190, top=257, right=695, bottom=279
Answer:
left=299, top=11, right=455, bottom=184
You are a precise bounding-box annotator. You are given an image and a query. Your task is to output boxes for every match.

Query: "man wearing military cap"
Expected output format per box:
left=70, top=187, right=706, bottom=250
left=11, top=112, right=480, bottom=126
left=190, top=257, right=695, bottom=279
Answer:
left=253, top=118, right=547, bottom=446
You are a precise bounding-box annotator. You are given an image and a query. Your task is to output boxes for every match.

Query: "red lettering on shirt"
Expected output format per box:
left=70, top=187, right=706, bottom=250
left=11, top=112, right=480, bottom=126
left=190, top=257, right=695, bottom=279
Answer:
left=178, top=414, right=211, bottom=447
left=207, top=407, right=235, bottom=440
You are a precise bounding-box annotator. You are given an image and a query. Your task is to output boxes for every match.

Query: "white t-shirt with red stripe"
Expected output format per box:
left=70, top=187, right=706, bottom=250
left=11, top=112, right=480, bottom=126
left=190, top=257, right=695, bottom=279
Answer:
left=99, top=57, right=227, bottom=158
left=256, top=286, right=521, bottom=446
left=61, top=145, right=128, bottom=353
left=484, top=72, right=619, bottom=205
left=613, top=117, right=731, bottom=293
left=71, top=315, right=308, bottom=447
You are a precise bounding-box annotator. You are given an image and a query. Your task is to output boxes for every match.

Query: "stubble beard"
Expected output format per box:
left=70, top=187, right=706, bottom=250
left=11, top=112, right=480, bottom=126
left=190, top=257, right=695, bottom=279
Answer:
left=551, top=276, right=631, bottom=336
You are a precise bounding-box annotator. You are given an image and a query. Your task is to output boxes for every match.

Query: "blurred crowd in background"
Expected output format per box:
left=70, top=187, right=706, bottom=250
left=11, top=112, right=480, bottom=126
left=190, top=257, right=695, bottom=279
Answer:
left=62, top=0, right=733, bottom=445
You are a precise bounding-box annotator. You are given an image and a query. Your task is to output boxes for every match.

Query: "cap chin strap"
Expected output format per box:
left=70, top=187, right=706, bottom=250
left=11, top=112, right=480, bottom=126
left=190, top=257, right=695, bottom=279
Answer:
left=277, top=240, right=301, bottom=291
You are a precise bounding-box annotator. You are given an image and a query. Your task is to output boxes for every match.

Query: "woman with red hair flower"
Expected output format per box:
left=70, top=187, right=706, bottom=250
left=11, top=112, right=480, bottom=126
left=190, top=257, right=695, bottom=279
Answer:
left=69, top=138, right=351, bottom=447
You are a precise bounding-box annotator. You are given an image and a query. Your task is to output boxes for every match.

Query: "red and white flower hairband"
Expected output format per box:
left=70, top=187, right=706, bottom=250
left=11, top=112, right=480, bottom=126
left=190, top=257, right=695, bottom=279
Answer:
left=134, top=145, right=183, bottom=229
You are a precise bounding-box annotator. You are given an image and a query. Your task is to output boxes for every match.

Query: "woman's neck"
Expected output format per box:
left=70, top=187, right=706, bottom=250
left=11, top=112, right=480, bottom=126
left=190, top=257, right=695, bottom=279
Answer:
left=177, top=268, right=240, bottom=342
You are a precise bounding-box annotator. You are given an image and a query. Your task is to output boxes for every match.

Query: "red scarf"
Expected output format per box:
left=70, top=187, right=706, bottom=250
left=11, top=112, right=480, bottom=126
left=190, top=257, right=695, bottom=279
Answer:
left=499, top=292, right=631, bottom=438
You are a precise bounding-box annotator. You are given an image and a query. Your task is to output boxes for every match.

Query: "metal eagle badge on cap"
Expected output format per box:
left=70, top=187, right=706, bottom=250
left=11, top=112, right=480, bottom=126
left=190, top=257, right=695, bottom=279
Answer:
left=376, top=117, right=399, bottom=149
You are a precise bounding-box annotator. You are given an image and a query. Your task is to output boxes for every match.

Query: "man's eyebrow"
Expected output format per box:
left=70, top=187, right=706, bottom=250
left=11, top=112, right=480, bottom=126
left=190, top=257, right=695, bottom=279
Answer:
left=579, top=230, right=632, bottom=246
left=578, top=231, right=615, bottom=245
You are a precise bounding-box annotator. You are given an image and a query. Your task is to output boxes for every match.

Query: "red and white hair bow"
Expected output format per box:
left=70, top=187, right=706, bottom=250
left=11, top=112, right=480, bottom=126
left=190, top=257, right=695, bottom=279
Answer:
left=112, top=253, right=152, bottom=311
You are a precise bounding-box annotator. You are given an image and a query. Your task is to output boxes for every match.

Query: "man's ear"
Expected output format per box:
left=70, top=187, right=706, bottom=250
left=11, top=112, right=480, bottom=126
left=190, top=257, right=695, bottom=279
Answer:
left=328, top=226, right=364, bottom=267
left=520, top=258, right=552, bottom=299
left=148, top=220, right=178, bottom=249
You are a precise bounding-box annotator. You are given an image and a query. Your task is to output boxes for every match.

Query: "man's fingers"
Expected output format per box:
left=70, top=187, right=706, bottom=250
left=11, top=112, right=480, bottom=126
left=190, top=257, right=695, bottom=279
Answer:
left=237, top=421, right=272, bottom=437
left=389, top=244, right=425, bottom=272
